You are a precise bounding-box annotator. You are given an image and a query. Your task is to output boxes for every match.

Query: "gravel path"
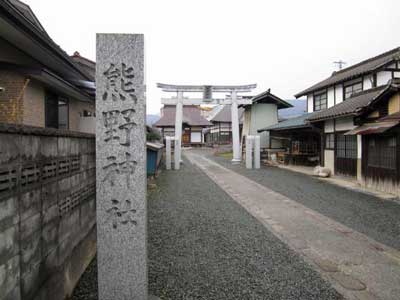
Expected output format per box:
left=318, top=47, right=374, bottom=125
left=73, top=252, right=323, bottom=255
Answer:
left=148, top=157, right=342, bottom=300
left=199, top=149, right=400, bottom=250
left=72, top=155, right=343, bottom=300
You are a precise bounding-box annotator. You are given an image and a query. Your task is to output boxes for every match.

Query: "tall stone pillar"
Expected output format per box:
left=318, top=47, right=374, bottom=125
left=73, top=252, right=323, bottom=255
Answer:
left=231, top=90, right=241, bottom=163
left=96, top=34, right=147, bottom=300
left=165, top=136, right=172, bottom=170
left=246, top=136, right=254, bottom=169
left=254, top=135, right=261, bottom=169
left=174, top=91, right=183, bottom=170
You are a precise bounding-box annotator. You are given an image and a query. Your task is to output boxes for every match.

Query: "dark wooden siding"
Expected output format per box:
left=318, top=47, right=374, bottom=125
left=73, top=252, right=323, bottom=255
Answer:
left=362, top=133, right=400, bottom=183
left=335, top=133, right=357, bottom=177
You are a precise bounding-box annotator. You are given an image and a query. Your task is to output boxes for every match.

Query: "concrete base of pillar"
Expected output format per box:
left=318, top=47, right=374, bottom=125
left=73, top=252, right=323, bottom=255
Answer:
left=231, top=159, right=241, bottom=164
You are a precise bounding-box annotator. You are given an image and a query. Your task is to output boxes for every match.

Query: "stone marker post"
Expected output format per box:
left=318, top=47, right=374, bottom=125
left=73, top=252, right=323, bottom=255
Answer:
left=165, top=136, right=172, bottom=170
left=96, top=34, right=147, bottom=300
left=254, top=135, right=261, bottom=169
left=246, top=136, right=254, bottom=169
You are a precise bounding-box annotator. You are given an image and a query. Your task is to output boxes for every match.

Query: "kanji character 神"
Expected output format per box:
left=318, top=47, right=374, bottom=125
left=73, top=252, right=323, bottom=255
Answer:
left=102, top=152, right=137, bottom=188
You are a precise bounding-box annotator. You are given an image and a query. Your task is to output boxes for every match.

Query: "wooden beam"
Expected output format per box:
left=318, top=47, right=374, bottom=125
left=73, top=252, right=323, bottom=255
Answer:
left=157, top=83, right=257, bottom=92
left=161, top=98, right=252, bottom=105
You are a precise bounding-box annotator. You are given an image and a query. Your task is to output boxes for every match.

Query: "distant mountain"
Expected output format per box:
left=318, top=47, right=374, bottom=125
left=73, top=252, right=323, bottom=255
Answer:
left=146, top=114, right=160, bottom=126
left=278, top=99, right=307, bottom=120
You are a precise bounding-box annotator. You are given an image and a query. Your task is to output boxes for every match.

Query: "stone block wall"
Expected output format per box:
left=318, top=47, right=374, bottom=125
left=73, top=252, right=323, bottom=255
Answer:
left=0, top=123, right=96, bottom=300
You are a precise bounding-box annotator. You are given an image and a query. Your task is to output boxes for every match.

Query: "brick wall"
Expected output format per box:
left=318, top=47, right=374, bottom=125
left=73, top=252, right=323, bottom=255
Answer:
left=0, top=124, right=96, bottom=300
left=0, top=70, right=27, bottom=124
left=23, top=79, right=45, bottom=127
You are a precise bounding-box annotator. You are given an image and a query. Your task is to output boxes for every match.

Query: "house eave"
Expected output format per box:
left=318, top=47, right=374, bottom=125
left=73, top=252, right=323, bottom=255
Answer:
left=0, top=1, right=92, bottom=81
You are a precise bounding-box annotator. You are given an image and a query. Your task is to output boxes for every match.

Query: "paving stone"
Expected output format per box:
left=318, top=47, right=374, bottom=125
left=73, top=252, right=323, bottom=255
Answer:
left=312, top=257, right=340, bottom=273
left=331, top=273, right=366, bottom=291
left=290, top=238, right=309, bottom=250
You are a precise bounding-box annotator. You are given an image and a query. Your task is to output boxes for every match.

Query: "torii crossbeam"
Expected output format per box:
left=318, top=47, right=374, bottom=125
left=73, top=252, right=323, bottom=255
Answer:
left=157, top=83, right=257, bottom=169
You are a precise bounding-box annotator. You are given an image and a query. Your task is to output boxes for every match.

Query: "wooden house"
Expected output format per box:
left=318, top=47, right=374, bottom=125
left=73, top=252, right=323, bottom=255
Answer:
left=204, top=105, right=244, bottom=145
left=154, top=105, right=211, bottom=146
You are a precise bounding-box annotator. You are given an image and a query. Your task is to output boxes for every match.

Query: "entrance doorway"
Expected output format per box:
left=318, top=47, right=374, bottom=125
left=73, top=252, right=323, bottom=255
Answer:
left=335, top=133, right=357, bottom=177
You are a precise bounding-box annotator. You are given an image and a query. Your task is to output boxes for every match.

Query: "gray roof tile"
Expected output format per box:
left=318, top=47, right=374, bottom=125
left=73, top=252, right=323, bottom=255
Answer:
left=154, top=105, right=211, bottom=127
left=307, top=86, right=386, bottom=122
left=258, top=113, right=314, bottom=132
left=295, top=47, right=400, bottom=98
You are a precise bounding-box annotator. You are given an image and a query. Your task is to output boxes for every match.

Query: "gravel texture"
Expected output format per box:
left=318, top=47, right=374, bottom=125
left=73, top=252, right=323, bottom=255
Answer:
left=70, top=258, right=98, bottom=300
left=72, top=155, right=343, bottom=300
left=201, top=149, right=400, bottom=250
left=148, top=157, right=343, bottom=300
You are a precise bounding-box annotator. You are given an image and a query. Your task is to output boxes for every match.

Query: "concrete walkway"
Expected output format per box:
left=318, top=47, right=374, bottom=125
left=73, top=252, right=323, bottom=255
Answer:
left=185, top=151, right=400, bottom=300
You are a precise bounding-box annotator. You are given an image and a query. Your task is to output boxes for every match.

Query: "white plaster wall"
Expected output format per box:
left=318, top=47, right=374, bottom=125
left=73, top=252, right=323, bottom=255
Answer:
left=335, top=84, right=343, bottom=104
left=324, top=150, right=335, bottom=174
left=377, top=71, right=392, bottom=86
left=357, top=135, right=362, bottom=159
left=307, top=94, right=314, bottom=112
left=363, top=75, right=373, bottom=90
left=191, top=132, right=201, bottom=143
left=250, top=103, right=278, bottom=147
left=324, top=120, right=334, bottom=133
left=335, top=116, right=355, bottom=131
left=327, top=87, right=335, bottom=108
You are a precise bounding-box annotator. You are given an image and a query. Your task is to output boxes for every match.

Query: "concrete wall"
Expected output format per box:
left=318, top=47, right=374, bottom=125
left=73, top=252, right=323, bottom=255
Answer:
left=0, top=124, right=96, bottom=300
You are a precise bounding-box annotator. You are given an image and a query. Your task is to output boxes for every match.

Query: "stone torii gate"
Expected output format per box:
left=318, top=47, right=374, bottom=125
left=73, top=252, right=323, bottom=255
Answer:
left=157, top=83, right=257, bottom=169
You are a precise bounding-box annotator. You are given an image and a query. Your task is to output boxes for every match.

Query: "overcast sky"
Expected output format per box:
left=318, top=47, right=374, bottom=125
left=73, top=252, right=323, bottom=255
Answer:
left=25, top=0, right=400, bottom=114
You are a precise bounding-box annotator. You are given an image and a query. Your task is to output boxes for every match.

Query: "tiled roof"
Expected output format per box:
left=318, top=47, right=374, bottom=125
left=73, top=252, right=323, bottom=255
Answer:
left=306, top=86, right=386, bottom=122
left=209, top=105, right=244, bottom=123
left=154, top=105, right=212, bottom=127
left=295, top=47, right=400, bottom=98
left=71, top=52, right=95, bottom=80
left=258, top=113, right=314, bottom=132
left=239, top=90, right=292, bottom=109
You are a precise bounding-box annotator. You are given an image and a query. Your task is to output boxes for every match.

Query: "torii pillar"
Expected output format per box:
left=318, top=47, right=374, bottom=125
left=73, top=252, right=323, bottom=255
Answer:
left=157, top=84, right=256, bottom=169
left=230, top=90, right=241, bottom=163
left=174, top=91, right=183, bottom=168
